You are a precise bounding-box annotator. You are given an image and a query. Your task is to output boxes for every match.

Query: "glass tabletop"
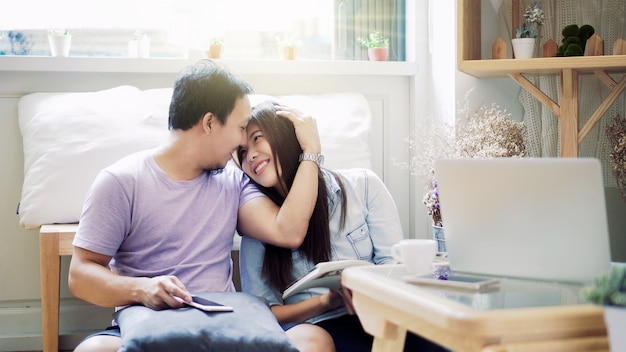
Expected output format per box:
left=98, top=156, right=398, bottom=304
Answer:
left=360, top=263, right=592, bottom=311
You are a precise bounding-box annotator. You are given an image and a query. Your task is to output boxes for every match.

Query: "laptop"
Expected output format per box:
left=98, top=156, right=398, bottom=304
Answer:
left=433, top=158, right=611, bottom=284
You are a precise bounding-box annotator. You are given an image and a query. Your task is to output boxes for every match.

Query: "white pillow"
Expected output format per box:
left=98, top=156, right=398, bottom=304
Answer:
left=17, top=86, right=372, bottom=229
left=249, top=93, right=372, bottom=171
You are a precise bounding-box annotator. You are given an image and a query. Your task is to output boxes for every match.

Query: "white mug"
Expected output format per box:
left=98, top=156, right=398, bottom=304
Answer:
left=391, top=239, right=437, bottom=275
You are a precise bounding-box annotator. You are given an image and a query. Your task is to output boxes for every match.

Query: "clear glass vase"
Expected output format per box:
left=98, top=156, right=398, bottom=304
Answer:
left=432, top=225, right=446, bottom=255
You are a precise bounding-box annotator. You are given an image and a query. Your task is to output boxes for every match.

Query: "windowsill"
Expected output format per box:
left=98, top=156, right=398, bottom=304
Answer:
left=0, top=55, right=417, bottom=76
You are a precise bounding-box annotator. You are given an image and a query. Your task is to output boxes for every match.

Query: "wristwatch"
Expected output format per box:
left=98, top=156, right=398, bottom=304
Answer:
left=298, top=153, right=324, bottom=167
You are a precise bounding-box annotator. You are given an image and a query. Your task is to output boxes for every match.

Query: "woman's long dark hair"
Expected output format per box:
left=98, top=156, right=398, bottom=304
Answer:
left=237, top=102, right=346, bottom=290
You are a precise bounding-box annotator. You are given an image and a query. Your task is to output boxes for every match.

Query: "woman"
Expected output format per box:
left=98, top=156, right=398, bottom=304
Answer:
left=236, top=102, right=445, bottom=352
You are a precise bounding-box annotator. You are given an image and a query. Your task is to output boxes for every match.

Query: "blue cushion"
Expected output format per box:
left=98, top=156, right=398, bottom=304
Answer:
left=114, top=292, right=298, bottom=352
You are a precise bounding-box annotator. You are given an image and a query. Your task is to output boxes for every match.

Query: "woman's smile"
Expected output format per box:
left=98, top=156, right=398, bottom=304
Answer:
left=254, top=160, right=269, bottom=175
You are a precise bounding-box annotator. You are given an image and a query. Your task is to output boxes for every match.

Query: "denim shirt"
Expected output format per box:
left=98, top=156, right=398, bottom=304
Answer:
left=239, top=168, right=404, bottom=324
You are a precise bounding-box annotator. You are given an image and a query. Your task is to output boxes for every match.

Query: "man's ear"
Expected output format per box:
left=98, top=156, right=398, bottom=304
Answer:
left=202, top=112, right=214, bottom=133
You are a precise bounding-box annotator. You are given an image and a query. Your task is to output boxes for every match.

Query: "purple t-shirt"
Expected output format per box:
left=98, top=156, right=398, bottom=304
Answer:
left=73, top=150, right=263, bottom=293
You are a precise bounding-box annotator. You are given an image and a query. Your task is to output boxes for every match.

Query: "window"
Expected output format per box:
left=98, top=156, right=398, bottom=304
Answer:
left=0, top=0, right=405, bottom=60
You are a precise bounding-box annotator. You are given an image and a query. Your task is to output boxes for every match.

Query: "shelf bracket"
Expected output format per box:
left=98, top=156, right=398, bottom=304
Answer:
left=508, top=73, right=560, bottom=116
left=510, top=70, right=626, bottom=157
left=594, top=70, right=619, bottom=89
left=579, top=73, right=626, bottom=143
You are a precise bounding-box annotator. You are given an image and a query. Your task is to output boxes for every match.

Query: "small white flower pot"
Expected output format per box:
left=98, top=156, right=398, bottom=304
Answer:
left=512, top=38, right=536, bottom=59
left=128, top=38, right=150, bottom=58
left=48, top=35, right=72, bottom=57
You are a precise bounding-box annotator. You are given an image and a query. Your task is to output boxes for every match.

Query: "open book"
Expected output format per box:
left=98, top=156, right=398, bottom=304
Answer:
left=282, top=259, right=374, bottom=299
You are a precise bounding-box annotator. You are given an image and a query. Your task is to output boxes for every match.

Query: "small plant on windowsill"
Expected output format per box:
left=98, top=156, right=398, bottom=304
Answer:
left=206, top=37, right=224, bottom=59
left=276, top=34, right=302, bottom=60
left=131, top=29, right=148, bottom=41
left=128, top=29, right=150, bottom=58
left=48, top=28, right=71, bottom=37
left=357, top=31, right=390, bottom=61
left=276, top=34, right=301, bottom=48
left=210, top=37, right=224, bottom=46
left=357, top=31, right=389, bottom=48
left=4, top=31, right=33, bottom=55
left=47, top=28, right=72, bottom=57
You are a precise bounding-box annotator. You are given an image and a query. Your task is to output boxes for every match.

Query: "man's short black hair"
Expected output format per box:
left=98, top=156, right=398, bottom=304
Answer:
left=169, top=60, right=253, bottom=130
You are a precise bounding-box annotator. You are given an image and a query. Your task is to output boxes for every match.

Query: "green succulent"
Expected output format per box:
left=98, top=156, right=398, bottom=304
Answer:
left=210, top=37, right=224, bottom=45
left=357, top=31, right=389, bottom=49
left=276, top=34, right=301, bottom=47
left=582, top=265, right=626, bottom=306
left=556, top=24, right=595, bottom=57
left=48, top=28, right=70, bottom=36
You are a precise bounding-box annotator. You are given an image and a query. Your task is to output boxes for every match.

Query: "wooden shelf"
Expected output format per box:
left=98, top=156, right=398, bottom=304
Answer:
left=457, top=0, right=626, bottom=78
left=457, top=0, right=626, bottom=157
left=459, top=56, right=626, bottom=78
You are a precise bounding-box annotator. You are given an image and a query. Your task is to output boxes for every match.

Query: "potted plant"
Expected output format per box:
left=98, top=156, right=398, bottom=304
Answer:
left=5, top=31, right=33, bottom=55
left=556, top=24, right=595, bottom=57
left=276, top=34, right=301, bottom=60
left=512, top=0, right=544, bottom=59
left=357, top=31, right=389, bottom=61
left=47, top=28, right=71, bottom=57
left=128, top=29, right=150, bottom=58
left=582, top=265, right=626, bottom=351
left=206, top=37, right=224, bottom=59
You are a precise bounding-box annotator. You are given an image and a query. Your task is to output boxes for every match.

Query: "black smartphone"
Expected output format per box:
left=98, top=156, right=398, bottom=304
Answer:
left=174, top=295, right=234, bottom=312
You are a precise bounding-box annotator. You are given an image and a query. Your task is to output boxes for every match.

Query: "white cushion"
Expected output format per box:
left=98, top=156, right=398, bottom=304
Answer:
left=18, top=86, right=372, bottom=229
left=248, top=93, right=372, bottom=171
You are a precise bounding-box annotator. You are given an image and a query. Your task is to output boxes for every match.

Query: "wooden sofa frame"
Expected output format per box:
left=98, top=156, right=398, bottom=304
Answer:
left=39, top=224, right=78, bottom=352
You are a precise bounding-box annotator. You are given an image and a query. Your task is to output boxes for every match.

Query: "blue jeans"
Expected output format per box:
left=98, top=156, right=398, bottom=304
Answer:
left=82, top=326, right=121, bottom=340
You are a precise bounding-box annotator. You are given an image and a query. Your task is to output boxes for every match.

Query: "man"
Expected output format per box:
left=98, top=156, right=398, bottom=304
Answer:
left=68, top=60, right=322, bottom=351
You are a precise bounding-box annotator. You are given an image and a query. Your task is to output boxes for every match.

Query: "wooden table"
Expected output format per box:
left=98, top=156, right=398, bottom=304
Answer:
left=342, top=264, right=609, bottom=352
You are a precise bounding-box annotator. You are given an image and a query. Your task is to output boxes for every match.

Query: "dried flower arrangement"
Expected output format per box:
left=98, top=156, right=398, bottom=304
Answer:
left=455, top=103, right=528, bottom=159
left=606, top=114, right=626, bottom=202
left=516, top=0, right=545, bottom=39
left=395, top=92, right=527, bottom=227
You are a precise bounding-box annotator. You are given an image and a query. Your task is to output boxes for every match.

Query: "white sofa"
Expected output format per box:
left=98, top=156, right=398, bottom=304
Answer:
left=18, top=86, right=375, bottom=229
left=17, top=86, right=377, bottom=352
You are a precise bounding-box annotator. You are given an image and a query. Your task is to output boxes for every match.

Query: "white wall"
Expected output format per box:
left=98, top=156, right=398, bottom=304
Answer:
left=412, top=0, right=524, bottom=239
left=407, top=0, right=526, bottom=242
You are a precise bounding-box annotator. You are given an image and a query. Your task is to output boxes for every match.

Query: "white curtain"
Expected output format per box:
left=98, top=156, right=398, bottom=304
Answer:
left=499, top=0, right=626, bottom=186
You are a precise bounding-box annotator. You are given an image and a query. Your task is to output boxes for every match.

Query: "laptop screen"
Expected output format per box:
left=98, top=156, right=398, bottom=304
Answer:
left=435, top=158, right=611, bottom=283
